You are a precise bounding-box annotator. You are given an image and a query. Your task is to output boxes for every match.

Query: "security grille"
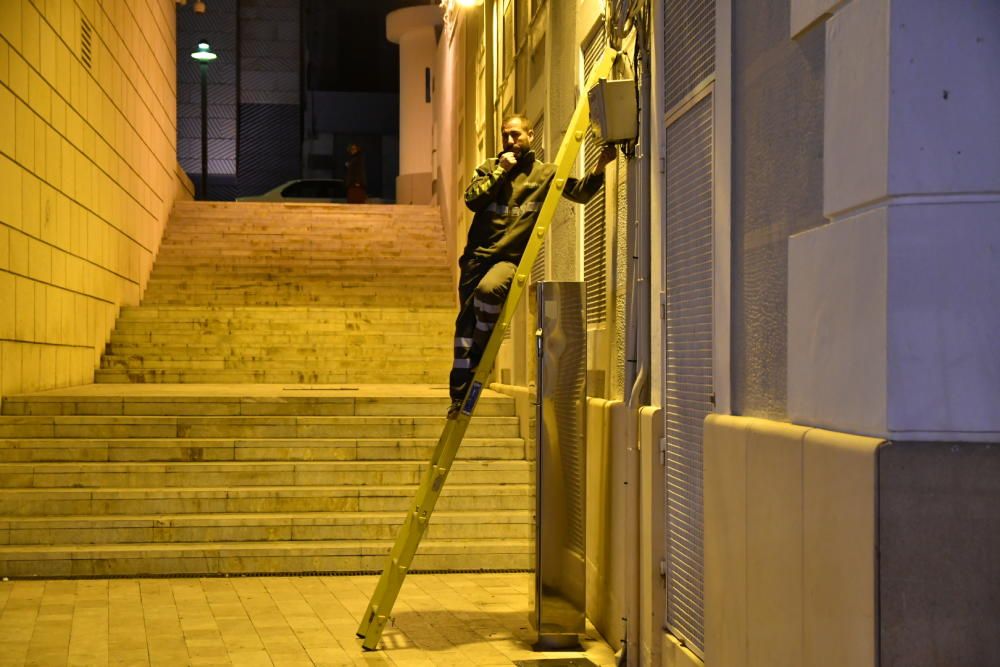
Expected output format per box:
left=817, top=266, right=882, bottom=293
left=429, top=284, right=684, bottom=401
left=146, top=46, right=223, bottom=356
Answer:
left=664, top=0, right=715, bottom=112
left=582, top=24, right=607, bottom=325
left=531, top=114, right=546, bottom=284
left=664, top=90, right=713, bottom=659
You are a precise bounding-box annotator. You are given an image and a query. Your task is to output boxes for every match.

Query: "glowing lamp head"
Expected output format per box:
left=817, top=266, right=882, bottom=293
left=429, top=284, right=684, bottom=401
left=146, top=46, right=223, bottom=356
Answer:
left=191, top=42, right=217, bottom=62
left=456, top=0, right=484, bottom=7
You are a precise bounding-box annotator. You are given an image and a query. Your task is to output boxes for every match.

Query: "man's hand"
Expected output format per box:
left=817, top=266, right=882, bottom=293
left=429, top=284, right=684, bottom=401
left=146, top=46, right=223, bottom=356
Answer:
left=498, top=152, right=518, bottom=172
left=596, top=144, right=617, bottom=171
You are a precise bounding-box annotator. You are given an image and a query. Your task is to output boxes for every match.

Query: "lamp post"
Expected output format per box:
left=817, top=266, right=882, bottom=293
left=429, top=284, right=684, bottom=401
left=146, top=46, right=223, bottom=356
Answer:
left=190, top=41, right=217, bottom=199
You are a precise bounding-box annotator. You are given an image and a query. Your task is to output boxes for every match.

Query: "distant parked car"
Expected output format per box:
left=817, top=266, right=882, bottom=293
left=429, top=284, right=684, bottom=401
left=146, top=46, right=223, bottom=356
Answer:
left=237, top=179, right=347, bottom=203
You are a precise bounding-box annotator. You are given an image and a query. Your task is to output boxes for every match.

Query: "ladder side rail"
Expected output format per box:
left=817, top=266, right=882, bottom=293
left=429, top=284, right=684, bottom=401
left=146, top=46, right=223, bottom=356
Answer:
left=357, top=46, right=619, bottom=650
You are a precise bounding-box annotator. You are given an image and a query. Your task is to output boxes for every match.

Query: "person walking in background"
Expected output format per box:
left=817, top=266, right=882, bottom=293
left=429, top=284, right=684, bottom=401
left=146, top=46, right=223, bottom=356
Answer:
left=448, top=114, right=616, bottom=418
left=346, top=143, right=367, bottom=203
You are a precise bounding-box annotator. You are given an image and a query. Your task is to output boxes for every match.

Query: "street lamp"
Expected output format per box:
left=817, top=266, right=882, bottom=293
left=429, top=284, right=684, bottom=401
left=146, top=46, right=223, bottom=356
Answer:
left=190, top=41, right=217, bottom=199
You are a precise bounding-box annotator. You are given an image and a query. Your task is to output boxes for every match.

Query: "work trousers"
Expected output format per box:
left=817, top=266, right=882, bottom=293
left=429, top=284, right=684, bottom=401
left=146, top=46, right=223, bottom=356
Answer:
left=449, top=260, right=517, bottom=402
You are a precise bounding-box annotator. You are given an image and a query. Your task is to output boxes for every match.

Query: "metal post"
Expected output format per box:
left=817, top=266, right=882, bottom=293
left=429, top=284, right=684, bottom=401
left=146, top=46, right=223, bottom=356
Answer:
left=200, top=61, right=208, bottom=200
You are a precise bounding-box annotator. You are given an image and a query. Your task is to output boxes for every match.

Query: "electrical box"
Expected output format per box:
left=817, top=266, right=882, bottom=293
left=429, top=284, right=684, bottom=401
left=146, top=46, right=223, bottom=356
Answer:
left=588, top=77, right=638, bottom=144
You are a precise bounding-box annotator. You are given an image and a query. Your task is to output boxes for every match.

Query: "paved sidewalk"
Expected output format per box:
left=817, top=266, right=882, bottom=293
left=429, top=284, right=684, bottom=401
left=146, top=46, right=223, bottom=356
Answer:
left=0, top=573, right=616, bottom=666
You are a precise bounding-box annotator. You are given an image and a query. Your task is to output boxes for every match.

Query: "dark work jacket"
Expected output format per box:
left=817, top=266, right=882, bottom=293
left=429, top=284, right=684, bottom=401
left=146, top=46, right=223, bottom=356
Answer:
left=461, top=150, right=605, bottom=265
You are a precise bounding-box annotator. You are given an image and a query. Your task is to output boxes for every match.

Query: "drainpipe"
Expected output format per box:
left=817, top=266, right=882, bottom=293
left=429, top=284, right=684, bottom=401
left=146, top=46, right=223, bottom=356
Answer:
left=620, top=6, right=652, bottom=666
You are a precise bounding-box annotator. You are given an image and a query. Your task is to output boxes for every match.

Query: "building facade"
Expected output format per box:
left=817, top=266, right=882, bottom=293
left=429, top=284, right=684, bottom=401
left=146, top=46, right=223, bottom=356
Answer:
left=432, top=1, right=1000, bottom=666
left=0, top=0, right=997, bottom=665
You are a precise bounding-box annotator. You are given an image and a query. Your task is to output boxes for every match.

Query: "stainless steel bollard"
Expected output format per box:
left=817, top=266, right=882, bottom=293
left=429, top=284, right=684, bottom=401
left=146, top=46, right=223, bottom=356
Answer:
left=530, top=281, right=587, bottom=651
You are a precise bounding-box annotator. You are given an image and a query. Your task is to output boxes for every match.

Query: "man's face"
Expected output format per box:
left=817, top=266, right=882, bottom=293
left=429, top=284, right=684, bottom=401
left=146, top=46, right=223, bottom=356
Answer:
left=501, top=118, right=533, bottom=157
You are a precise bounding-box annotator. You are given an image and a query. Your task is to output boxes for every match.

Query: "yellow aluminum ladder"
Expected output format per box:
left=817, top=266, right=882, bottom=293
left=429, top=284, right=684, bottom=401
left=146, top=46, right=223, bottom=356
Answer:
left=356, top=46, right=620, bottom=651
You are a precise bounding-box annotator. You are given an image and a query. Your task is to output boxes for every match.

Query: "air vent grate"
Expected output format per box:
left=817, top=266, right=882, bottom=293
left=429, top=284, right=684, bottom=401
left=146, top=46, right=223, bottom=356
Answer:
left=582, top=23, right=607, bottom=325
left=530, top=114, right=546, bottom=286
left=81, top=18, right=93, bottom=69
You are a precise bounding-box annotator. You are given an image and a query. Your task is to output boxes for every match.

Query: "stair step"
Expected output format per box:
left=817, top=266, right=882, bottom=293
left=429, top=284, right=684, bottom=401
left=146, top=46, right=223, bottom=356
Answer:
left=99, top=357, right=451, bottom=371
left=156, top=239, right=446, bottom=248
left=0, top=539, right=533, bottom=577
left=0, top=511, right=533, bottom=545
left=0, top=437, right=523, bottom=462
left=109, top=319, right=454, bottom=330
left=141, top=285, right=453, bottom=294
left=0, top=415, right=517, bottom=439
left=0, top=460, right=531, bottom=488
left=0, top=484, right=533, bottom=516
left=106, top=328, right=454, bottom=340
left=135, top=298, right=455, bottom=307
left=112, top=314, right=454, bottom=326
left=143, top=282, right=452, bottom=290
left=93, top=370, right=450, bottom=383
left=102, top=348, right=451, bottom=357
left=1, top=391, right=511, bottom=417
left=117, top=306, right=455, bottom=316
left=106, top=337, right=453, bottom=348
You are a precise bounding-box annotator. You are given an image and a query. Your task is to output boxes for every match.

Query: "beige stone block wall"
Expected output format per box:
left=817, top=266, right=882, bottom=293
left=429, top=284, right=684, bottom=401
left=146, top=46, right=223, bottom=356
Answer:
left=0, top=0, right=180, bottom=403
left=704, top=414, right=882, bottom=667
left=585, top=397, right=627, bottom=649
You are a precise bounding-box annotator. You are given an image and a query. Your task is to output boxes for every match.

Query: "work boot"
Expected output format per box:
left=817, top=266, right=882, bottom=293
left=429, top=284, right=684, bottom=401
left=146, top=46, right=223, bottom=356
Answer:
left=447, top=399, right=462, bottom=420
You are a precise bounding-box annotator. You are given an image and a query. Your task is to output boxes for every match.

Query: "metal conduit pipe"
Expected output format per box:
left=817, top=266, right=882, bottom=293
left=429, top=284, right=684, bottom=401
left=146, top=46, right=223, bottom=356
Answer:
left=618, top=1, right=651, bottom=664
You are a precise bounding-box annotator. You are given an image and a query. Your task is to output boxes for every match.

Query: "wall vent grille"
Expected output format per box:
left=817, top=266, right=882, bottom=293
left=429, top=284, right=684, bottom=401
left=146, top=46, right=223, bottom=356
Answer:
left=81, top=18, right=93, bottom=70
left=531, top=113, right=546, bottom=285
left=582, top=23, right=607, bottom=325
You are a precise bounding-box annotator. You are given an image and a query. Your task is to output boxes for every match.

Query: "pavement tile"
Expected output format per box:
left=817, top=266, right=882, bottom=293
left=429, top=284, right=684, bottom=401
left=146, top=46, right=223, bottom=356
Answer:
left=0, top=573, right=616, bottom=666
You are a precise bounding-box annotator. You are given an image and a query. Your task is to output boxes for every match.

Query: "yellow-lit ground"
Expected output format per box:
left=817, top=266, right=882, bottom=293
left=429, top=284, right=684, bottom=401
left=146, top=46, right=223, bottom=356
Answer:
left=0, top=572, right=616, bottom=666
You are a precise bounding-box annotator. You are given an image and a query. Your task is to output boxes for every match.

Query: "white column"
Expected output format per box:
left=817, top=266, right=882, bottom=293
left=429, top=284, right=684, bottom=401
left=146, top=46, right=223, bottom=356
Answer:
left=387, top=5, right=443, bottom=204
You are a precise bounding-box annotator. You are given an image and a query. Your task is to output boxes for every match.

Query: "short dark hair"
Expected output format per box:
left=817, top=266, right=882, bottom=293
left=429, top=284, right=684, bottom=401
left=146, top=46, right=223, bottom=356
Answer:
left=501, top=113, right=533, bottom=131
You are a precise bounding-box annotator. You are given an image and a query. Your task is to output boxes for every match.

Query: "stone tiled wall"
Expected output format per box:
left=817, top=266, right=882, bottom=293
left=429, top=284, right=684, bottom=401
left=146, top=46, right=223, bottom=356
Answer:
left=0, top=0, right=182, bottom=402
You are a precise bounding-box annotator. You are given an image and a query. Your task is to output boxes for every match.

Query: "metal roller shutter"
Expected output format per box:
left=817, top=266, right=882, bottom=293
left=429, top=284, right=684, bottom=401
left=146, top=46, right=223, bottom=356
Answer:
left=662, top=0, right=716, bottom=654
left=664, top=0, right=715, bottom=112
left=663, top=89, right=714, bottom=660
left=582, top=24, right=607, bottom=325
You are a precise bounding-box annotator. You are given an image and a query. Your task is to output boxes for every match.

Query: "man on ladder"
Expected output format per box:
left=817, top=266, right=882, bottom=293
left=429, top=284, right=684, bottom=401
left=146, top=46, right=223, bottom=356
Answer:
left=448, top=114, right=617, bottom=418
left=358, top=47, right=619, bottom=651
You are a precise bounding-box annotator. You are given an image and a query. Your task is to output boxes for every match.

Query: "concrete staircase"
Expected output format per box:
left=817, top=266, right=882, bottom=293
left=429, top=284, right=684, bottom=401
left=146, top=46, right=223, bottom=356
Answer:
left=97, top=202, right=455, bottom=384
left=0, top=202, right=532, bottom=577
